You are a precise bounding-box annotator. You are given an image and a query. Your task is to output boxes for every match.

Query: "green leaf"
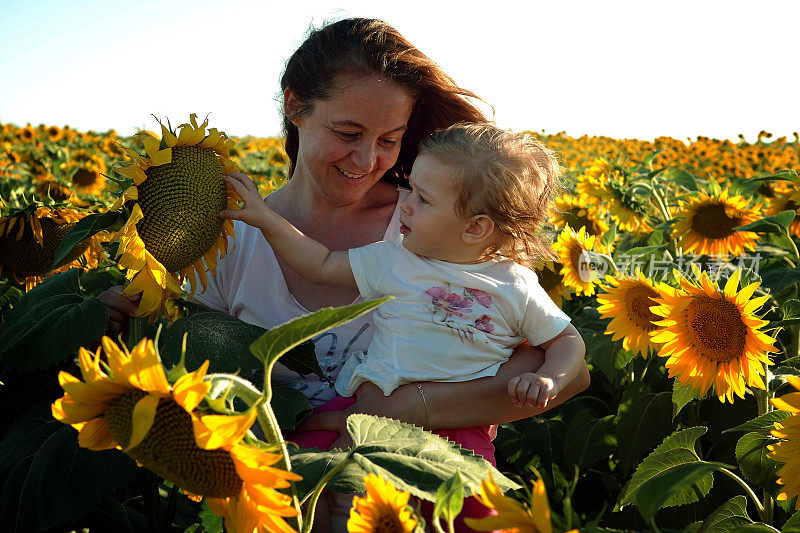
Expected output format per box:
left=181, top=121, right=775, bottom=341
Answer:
left=668, top=169, right=700, bottom=192
left=635, top=461, right=730, bottom=525
left=601, top=221, right=617, bottom=249
left=159, top=303, right=323, bottom=380
left=433, top=472, right=465, bottom=524
left=735, top=431, right=781, bottom=488
left=760, top=266, right=800, bottom=295
left=750, top=169, right=798, bottom=183
left=198, top=501, right=224, bottom=533
left=615, top=390, right=673, bottom=473
left=775, top=299, right=800, bottom=326
left=0, top=270, right=108, bottom=372
left=672, top=379, right=705, bottom=420
left=289, top=415, right=519, bottom=503
left=564, top=411, right=616, bottom=468
left=346, top=414, right=518, bottom=502
left=782, top=510, right=800, bottom=533
left=729, top=524, right=780, bottom=533
left=52, top=211, right=123, bottom=268
left=271, top=384, right=312, bottom=432
left=723, top=411, right=791, bottom=434
left=644, top=150, right=661, bottom=168
left=617, top=426, right=710, bottom=510
left=736, top=211, right=796, bottom=235
left=0, top=424, right=136, bottom=532
left=696, top=495, right=751, bottom=533
left=250, top=297, right=390, bottom=371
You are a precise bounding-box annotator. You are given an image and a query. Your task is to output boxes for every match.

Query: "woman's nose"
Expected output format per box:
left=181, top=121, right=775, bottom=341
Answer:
left=350, top=140, right=377, bottom=172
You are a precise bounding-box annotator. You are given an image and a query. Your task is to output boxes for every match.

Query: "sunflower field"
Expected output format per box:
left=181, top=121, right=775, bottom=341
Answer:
left=0, top=118, right=799, bottom=533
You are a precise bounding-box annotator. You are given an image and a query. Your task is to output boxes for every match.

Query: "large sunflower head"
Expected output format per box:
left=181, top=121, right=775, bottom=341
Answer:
left=671, top=190, right=762, bottom=256
left=110, top=114, right=241, bottom=318
left=597, top=271, right=662, bottom=358
left=52, top=336, right=301, bottom=533
left=553, top=225, right=611, bottom=296
left=596, top=180, right=653, bottom=235
left=0, top=199, right=107, bottom=290
left=768, top=376, right=800, bottom=509
left=464, top=472, right=553, bottom=533
left=347, top=473, right=418, bottom=533
left=649, top=268, right=777, bottom=403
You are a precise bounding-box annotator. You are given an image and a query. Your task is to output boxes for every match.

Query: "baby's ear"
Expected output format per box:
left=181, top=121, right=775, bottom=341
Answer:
left=462, top=215, right=496, bottom=245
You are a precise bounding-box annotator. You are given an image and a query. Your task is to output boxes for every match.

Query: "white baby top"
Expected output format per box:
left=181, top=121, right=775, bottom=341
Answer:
left=190, top=189, right=408, bottom=407
left=335, top=240, right=572, bottom=397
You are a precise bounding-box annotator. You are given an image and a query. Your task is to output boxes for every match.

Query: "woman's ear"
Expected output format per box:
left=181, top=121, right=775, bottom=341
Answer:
left=284, top=88, right=303, bottom=125
left=462, top=215, right=496, bottom=245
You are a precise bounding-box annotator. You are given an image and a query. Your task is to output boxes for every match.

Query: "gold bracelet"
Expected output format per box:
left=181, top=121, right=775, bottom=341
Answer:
left=416, top=383, right=429, bottom=428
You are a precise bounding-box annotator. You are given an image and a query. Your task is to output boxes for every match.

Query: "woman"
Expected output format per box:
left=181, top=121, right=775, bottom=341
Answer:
left=102, top=18, right=590, bottom=530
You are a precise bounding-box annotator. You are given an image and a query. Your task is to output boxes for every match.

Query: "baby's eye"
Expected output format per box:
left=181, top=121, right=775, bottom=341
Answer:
left=417, top=193, right=428, bottom=205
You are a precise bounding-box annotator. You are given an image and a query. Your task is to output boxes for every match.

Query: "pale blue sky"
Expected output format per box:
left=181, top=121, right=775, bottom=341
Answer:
left=1, top=0, right=798, bottom=142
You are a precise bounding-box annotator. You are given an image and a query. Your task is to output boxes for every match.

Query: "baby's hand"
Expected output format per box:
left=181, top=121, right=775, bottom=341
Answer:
left=219, top=173, right=271, bottom=228
left=508, top=372, right=558, bottom=408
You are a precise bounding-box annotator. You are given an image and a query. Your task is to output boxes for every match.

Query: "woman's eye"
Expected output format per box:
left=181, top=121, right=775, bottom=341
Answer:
left=336, top=131, right=359, bottom=140
left=380, top=138, right=399, bottom=147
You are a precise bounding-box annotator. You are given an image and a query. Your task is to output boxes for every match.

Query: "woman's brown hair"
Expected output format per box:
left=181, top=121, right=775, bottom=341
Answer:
left=280, top=18, right=487, bottom=184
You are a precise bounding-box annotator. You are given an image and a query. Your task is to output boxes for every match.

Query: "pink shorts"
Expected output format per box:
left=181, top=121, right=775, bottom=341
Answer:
left=288, top=395, right=498, bottom=532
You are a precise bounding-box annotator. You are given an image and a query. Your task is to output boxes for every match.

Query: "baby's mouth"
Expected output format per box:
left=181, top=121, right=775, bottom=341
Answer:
left=400, top=223, right=410, bottom=234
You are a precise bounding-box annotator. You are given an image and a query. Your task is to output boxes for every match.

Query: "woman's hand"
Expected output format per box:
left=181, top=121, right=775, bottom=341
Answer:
left=98, top=285, right=141, bottom=333
left=219, top=173, right=272, bottom=229
left=294, top=381, right=427, bottom=449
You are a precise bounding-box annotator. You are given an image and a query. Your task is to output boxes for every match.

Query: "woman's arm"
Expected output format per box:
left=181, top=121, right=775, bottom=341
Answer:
left=295, top=343, right=590, bottom=444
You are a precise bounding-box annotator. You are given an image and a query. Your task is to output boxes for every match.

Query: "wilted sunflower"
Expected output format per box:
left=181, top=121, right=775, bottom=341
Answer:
left=671, top=190, right=761, bottom=256
left=110, top=114, right=240, bottom=317
left=768, top=376, right=800, bottom=510
left=553, top=225, right=611, bottom=296
left=768, top=182, right=800, bottom=238
left=52, top=336, right=301, bottom=533
left=550, top=194, right=608, bottom=237
left=649, top=269, right=776, bottom=403
left=347, top=473, right=418, bottom=533
left=596, top=181, right=653, bottom=235
left=464, top=473, right=560, bottom=533
left=597, top=272, right=662, bottom=358
left=0, top=203, right=106, bottom=290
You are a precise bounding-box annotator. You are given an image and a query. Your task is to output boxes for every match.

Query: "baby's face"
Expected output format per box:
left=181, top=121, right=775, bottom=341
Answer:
left=398, top=154, right=474, bottom=262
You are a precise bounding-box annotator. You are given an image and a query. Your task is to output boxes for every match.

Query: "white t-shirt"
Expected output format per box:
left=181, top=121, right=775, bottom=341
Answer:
left=337, top=240, right=571, bottom=396
left=190, top=190, right=408, bottom=407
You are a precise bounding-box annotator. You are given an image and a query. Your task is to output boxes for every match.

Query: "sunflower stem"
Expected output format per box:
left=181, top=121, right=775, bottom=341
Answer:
left=785, top=230, right=800, bottom=263
left=126, top=316, right=145, bottom=348
left=717, top=467, right=765, bottom=520
left=207, top=374, right=303, bottom=531
left=299, top=460, right=354, bottom=533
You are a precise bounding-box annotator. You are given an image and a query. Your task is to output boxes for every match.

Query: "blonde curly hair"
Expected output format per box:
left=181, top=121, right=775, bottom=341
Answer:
left=420, top=123, right=562, bottom=266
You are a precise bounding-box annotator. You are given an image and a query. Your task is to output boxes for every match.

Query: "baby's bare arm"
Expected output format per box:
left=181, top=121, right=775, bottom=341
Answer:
left=509, top=323, right=586, bottom=407
left=220, top=173, right=356, bottom=287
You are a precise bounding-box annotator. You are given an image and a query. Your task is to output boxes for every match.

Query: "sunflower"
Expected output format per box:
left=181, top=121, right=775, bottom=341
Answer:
left=67, top=150, right=107, bottom=196
left=18, top=124, right=36, bottom=143
left=347, top=473, right=418, bottom=533
left=46, top=124, right=64, bottom=142
left=464, top=473, right=555, bottom=533
left=596, top=181, right=653, bottom=235
left=110, top=114, right=240, bottom=317
left=671, top=190, right=761, bottom=256
left=550, top=194, right=608, bottom=237
left=553, top=225, right=610, bottom=296
left=51, top=336, right=301, bottom=533
left=649, top=268, right=777, bottom=403
left=769, top=376, right=800, bottom=509
left=768, top=182, right=800, bottom=238
left=0, top=204, right=107, bottom=290
left=596, top=271, right=662, bottom=358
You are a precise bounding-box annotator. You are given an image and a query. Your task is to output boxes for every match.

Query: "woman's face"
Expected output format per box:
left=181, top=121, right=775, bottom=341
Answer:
left=289, top=72, right=416, bottom=206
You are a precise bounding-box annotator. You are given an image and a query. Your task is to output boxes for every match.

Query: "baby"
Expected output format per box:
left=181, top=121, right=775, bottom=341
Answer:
left=221, top=122, right=585, bottom=460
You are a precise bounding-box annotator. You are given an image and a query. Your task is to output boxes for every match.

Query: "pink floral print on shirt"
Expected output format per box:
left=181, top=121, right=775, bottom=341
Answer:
left=424, top=285, right=496, bottom=342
